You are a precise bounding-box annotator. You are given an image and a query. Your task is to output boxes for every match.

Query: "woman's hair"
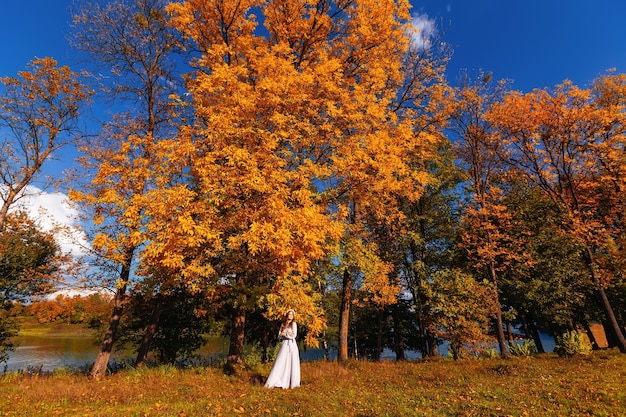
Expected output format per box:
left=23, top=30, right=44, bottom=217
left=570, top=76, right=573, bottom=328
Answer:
left=282, top=309, right=296, bottom=328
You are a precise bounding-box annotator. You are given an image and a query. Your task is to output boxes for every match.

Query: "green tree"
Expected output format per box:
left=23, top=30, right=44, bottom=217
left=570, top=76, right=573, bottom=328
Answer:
left=498, top=183, right=592, bottom=351
left=398, top=139, right=464, bottom=358
left=0, top=211, right=64, bottom=362
left=118, top=287, right=214, bottom=365
left=429, top=269, right=497, bottom=360
left=0, top=212, right=62, bottom=303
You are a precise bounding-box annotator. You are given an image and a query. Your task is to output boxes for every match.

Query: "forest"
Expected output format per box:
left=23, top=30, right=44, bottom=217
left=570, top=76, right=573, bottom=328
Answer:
left=1, top=0, right=626, bottom=380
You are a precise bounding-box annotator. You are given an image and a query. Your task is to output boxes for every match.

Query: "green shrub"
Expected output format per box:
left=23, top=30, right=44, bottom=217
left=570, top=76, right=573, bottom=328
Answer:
left=554, top=330, right=592, bottom=357
left=242, top=342, right=263, bottom=367
left=509, top=339, right=537, bottom=357
left=475, top=345, right=500, bottom=359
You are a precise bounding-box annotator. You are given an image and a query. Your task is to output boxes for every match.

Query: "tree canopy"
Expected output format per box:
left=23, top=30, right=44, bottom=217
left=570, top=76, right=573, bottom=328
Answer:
left=3, top=0, right=626, bottom=372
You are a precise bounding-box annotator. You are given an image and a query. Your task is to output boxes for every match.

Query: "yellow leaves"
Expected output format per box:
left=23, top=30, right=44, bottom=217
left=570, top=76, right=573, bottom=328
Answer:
left=177, top=214, right=197, bottom=236
left=66, top=1, right=447, bottom=351
left=92, top=233, right=113, bottom=252
left=262, top=274, right=326, bottom=346
left=486, top=74, right=626, bottom=256
left=115, top=278, right=128, bottom=291
left=343, top=236, right=399, bottom=307
left=0, top=57, right=91, bottom=231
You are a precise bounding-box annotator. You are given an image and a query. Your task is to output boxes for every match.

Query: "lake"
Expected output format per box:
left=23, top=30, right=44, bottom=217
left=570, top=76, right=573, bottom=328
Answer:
left=3, top=332, right=324, bottom=373
left=3, top=329, right=560, bottom=373
left=4, top=333, right=129, bottom=373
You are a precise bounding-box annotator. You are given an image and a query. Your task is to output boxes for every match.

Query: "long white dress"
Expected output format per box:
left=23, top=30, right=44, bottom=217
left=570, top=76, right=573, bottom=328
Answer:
left=265, top=322, right=300, bottom=389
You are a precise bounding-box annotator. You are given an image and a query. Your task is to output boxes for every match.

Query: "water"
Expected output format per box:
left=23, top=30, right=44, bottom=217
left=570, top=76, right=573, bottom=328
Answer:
left=4, top=334, right=340, bottom=372
left=4, top=334, right=125, bottom=373
left=3, top=331, right=559, bottom=373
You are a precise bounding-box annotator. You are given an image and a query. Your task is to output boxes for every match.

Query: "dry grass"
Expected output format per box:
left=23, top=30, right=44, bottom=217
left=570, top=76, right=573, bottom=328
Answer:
left=1, top=350, right=625, bottom=416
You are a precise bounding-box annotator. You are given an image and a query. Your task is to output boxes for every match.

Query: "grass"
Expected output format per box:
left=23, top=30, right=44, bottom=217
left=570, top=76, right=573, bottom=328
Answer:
left=14, top=320, right=96, bottom=338
left=16, top=323, right=95, bottom=339
left=1, top=350, right=625, bottom=416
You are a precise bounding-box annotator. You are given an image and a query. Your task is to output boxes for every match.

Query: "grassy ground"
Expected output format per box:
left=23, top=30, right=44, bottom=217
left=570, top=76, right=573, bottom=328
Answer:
left=15, top=321, right=95, bottom=338
left=1, top=350, right=625, bottom=417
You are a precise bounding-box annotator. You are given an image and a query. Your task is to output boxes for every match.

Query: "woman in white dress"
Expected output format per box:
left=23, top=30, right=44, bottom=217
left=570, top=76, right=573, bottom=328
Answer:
left=265, top=309, right=300, bottom=389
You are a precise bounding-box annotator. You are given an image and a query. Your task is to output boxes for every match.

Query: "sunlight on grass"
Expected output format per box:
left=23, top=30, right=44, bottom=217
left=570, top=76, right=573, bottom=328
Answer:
left=1, top=351, right=625, bottom=416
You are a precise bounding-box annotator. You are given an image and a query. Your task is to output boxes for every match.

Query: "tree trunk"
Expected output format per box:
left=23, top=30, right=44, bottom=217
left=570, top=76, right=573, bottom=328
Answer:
left=392, top=310, right=406, bottom=361
left=374, top=309, right=384, bottom=361
left=260, top=329, right=269, bottom=364
left=227, top=289, right=247, bottom=364
left=451, top=343, right=460, bottom=360
left=416, top=311, right=428, bottom=358
left=135, top=295, right=164, bottom=367
left=596, top=286, right=626, bottom=353
left=506, top=322, right=514, bottom=344
left=0, top=189, right=19, bottom=230
left=90, top=248, right=134, bottom=378
left=489, top=262, right=510, bottom=358
left=426, top=331, right=439, bottom=357
left=583, top=246, right=626, bottom=353
left=337, top=267, right=353, bottom=362
left=525, top=316, right=545, bottom=353
left=582, top=320, right=600, bottom=350
left=353, top=330, right=359, bottom=360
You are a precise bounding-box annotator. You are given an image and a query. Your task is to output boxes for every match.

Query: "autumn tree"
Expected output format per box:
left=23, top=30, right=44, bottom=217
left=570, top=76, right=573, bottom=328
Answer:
left=165, top=0, right=442, bottom=363
left=0, top=58, right=91, bottom=230
left=314, top=1, right=449, bottom=363
left=397, top=140, right=464, bottom=358
left=487, top=77, right=626, bottom=353
left=497, top=182, right=592, bottom=351
left=26, top=293, right=112, bottom=326
left=586, top=74, right=626, bottom=341
left=449, top=73, right=515, bottom=358
left=69, top=0, right=184, bottom=377
left=26, top=297, right=64, bottom=324
left=335, top=17, right=452, bottom=362
left=429, top=269, right=497, bottom=360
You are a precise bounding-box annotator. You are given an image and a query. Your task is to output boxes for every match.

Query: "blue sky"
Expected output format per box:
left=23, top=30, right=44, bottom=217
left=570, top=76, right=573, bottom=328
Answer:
left=414, top=0, right=626, bottom=91
left=1, top=1, right=75, bottom=77
left=1, top=0, right=626, bottom=248
left=2, top=1, right=626, bottom=90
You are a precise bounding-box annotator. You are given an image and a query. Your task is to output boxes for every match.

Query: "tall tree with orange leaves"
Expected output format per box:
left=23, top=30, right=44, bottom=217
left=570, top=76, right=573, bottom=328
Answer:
left=69, top=0, right=184, bottom=378
left=166, top=0, right=442, bottom=363
left=487, top=76, right=626, bottom=353
left=449, top=73, right=514, bottom=358
left=0, top=58, right=91, bottom=230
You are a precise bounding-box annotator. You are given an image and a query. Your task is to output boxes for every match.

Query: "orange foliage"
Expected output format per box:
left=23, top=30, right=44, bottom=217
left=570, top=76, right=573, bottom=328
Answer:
left=26, top=293, right=112, bottom=325
left=487, top=77, right=626, bottom=262
left=161, top=0, right=441, bottom=343
left=0, top=58, right=92, bottom=229
left=486, top=74, right=626, bottom=352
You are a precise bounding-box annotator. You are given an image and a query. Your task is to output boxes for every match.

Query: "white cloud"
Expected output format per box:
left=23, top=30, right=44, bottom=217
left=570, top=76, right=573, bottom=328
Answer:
left=11, top=185, right=89, bottom=257
left=410, top=13, right=437, bottom=51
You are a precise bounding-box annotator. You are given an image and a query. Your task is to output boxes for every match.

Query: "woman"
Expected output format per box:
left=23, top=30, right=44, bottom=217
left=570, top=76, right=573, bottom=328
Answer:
left=265, top=309, right=300, bottom=389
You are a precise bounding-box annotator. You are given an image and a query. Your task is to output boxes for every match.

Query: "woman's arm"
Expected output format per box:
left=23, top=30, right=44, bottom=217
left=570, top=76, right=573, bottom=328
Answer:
left=284, top=323, right=297, bottom=340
